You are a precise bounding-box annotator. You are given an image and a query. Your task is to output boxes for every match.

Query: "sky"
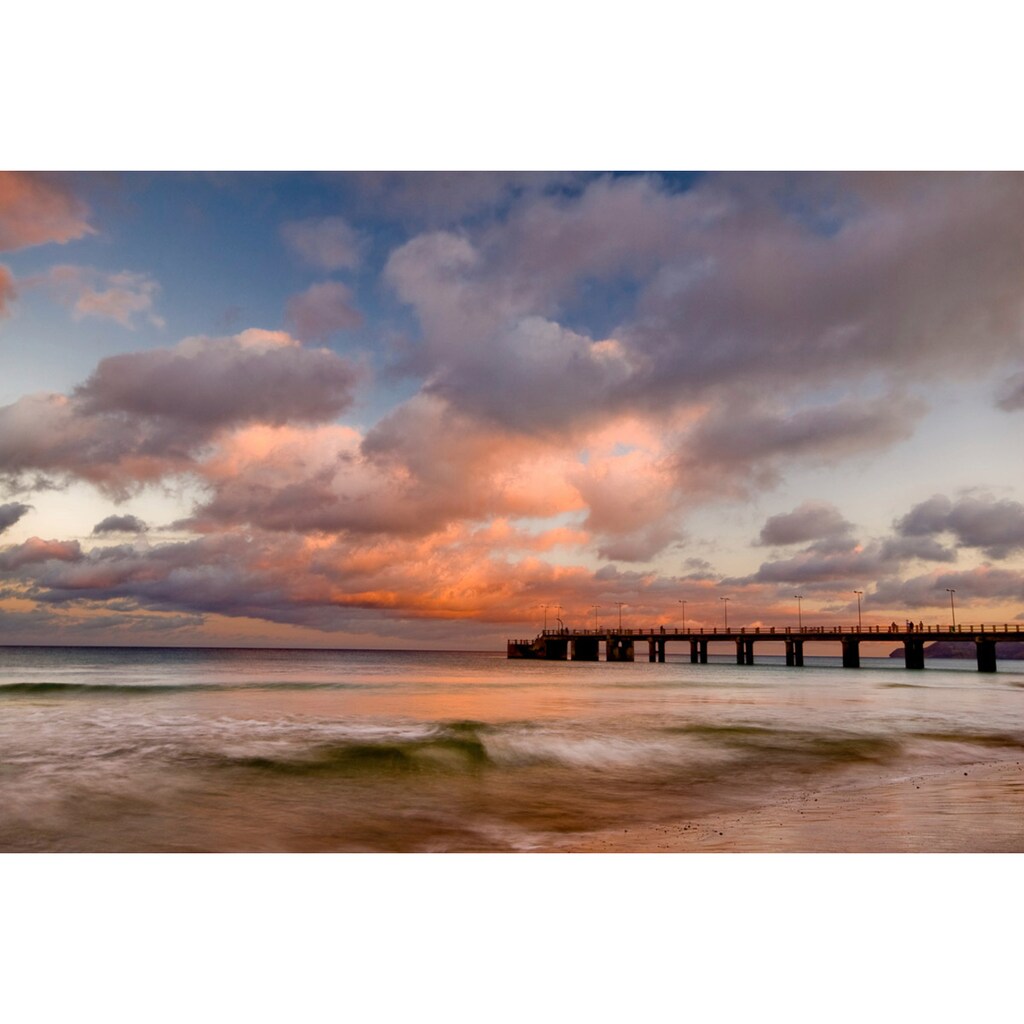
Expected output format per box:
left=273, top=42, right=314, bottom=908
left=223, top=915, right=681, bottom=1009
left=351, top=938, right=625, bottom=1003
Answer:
left=1, top=170, right=1024, bottom=648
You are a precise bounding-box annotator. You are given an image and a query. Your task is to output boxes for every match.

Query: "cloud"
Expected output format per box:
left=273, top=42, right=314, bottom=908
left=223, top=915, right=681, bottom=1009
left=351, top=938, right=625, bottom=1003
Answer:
left=344, top=172, right=580, bottom=226
left=0, top=537, right=82, bottom=570
left=568, top=426, right=684, bottom=561
left=0, top=502, right=31, bottom=534
left=281, top=216, right=361, bottom=270
left=286, top=281, right=362, bottom=340
left=687, top=395, right=922, bottom=471
left=386, top=173, right=1024, bottom=445
left=92, top=514, right=148, bottom=535
left=0, top=172, right=93, bottom=252
left=0, top=265, right=15, bottom=316
left=187, top=399, right=583, bottom=540
left=895, top=493, right=1024, bottom=558
left=870, top=565, right=1024, bottom=610
left=995, top=371, right=1024, bottom=412
left=74, top=328, right=359, bottom=428
left=878, top=535, right=957, bottom=563
left=423, top=316, right=634, bottom=435
left=758, top=501, right=853, bottom=546
left=37, top=265, right=162, bottom=329
left=742, top=541, right=887, bottom=586
left=621, top=172, right=1024, bottom=403
left=0, top=329, right=361, bottom=496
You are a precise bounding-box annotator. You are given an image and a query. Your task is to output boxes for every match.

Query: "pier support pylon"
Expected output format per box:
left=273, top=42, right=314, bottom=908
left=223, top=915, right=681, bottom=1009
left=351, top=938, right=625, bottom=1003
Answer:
left=976, top=639, right=997, bottom=673
left=735, top=639, right=754, bottom=665
left=607, top=638, right=635, bottom=662
left=841, top=638, right=860, bottom=668
left=784, top=639, right=804, bottom=667
left=904, top=637, right=925, bottom=670
left=571, top=636, right=599, bottom=661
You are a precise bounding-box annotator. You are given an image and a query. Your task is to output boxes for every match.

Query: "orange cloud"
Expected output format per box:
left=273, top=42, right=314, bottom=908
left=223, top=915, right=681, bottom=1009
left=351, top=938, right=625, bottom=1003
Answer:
left=0, top=264, right=14, bottom=316
left=0, top=172, right=93, bottom=252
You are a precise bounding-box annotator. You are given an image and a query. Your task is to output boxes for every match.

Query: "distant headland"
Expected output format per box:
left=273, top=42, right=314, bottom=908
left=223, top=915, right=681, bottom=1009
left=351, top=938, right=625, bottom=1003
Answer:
left=888, top=641, right=1024, bottom=660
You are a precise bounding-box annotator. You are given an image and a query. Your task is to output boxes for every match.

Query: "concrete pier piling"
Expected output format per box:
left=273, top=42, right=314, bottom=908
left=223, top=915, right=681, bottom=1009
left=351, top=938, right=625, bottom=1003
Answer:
left=976, top=639, right=997, bottom=673
left=841, top=638, right=860, bottom=668
left=607, top=638, right=634, bottom=662
left=571, top=636, right=600, bottom=661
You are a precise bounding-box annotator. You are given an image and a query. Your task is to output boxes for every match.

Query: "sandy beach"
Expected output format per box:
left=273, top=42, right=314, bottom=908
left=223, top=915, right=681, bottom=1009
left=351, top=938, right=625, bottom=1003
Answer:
left=552, top=757, right=1024, bottom=852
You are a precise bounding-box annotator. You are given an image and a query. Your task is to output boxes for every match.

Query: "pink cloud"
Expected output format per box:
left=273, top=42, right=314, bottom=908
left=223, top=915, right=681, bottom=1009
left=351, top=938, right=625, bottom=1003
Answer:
left=41, top=265, right=162, bottom=329
left=0, top=537, right=82, bottom=570
left=0, top=172, right=93, bottom=252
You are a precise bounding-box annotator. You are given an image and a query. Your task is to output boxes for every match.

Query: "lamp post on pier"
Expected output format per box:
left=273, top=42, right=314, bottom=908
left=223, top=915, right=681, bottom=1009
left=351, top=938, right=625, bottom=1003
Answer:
left=853, top=591, right=863, bottom=630
left=720, top=596, right=730, bottom=630
left=678, top=599, right=686, bottom=631
left=590, top=605, right=600, bottom=631
left=794, top=595, right=803, bottom=630
left=615, top=602, right=625, bottom=631
left=946, top=588, right=957, bottom=629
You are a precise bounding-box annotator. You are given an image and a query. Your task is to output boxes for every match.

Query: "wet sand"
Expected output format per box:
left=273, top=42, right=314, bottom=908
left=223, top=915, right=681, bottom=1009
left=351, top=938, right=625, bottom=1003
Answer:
left=550, top=758, right=1024, bottom=852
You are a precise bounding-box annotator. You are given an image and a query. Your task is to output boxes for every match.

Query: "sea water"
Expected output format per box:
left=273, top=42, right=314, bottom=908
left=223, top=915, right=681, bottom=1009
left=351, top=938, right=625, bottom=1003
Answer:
left=1, top=645, right=1022, bottom=851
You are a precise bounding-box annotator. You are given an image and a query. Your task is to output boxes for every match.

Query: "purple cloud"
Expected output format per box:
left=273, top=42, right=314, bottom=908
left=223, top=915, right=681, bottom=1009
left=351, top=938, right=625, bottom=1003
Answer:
left=92, top=514, right=148, bottom=535
left=758, top=502, right=853, bottom=546
left=0, top=537, right=82, bottom=570
left=0, top=329, right=361, bottom=496
left=996, top=371, right=1024, bottom=412
left=74, top=329, right=359, bottom=427
left=0, top=502, right=31, bottom=534
left=286, top=281, right=362, bottom=341
left=896, top=493, right=1024, bottom=558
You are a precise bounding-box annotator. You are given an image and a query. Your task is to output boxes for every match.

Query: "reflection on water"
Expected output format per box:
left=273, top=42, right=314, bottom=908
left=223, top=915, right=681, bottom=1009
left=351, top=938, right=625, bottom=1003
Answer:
left=0, top=647, right=1022, bottom=851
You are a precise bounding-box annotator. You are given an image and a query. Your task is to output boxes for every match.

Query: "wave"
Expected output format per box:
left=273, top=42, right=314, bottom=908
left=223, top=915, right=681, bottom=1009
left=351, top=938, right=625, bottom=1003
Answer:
left=667, top=723, right=904, bottom=764
left=214, top=720, right=492, bottom=775
left=0, top=680, right=375, bottom=696
left=910, top=730, right=1024, bottom=749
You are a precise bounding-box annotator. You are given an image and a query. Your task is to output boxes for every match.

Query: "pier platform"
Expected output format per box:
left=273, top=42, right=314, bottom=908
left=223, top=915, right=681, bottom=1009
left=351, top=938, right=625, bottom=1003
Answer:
left=507, top=624, right=1023, bottom=672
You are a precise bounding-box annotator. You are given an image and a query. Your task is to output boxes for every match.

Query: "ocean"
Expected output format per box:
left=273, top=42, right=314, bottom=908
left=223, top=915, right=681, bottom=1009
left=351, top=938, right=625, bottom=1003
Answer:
left=1, top=645, right=1022, bottom=852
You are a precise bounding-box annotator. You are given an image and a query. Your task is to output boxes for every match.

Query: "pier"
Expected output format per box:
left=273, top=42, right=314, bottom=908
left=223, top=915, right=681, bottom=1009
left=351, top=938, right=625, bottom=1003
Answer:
left=507, top=623, right=1024, bottom=672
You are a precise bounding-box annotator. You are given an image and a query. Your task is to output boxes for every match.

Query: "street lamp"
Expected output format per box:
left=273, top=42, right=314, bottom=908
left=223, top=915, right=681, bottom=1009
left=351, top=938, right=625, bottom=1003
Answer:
left=853, top=591, right=863, bottom=630
left=615, top=602, right=625, bottom=631
left=946, top=588, right=957, bottom=629
left=794, top=595, right=803, bottom=630
left=541, top=604, right=549, bottom=631
left=678, top=599, right=687, bottom=631
left=720, top=596, right=730, bottom=630
left=590, top=605, right=601, bottom=631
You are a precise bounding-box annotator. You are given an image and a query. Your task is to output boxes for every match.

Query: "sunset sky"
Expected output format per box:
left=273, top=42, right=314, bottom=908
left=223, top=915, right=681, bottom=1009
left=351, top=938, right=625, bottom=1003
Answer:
left=2, top=170, right=1023, bottom=648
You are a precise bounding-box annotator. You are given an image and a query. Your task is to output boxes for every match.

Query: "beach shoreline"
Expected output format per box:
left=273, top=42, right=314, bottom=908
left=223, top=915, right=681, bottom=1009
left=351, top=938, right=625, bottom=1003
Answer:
left=547, top=758, right=1024, bottom=853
